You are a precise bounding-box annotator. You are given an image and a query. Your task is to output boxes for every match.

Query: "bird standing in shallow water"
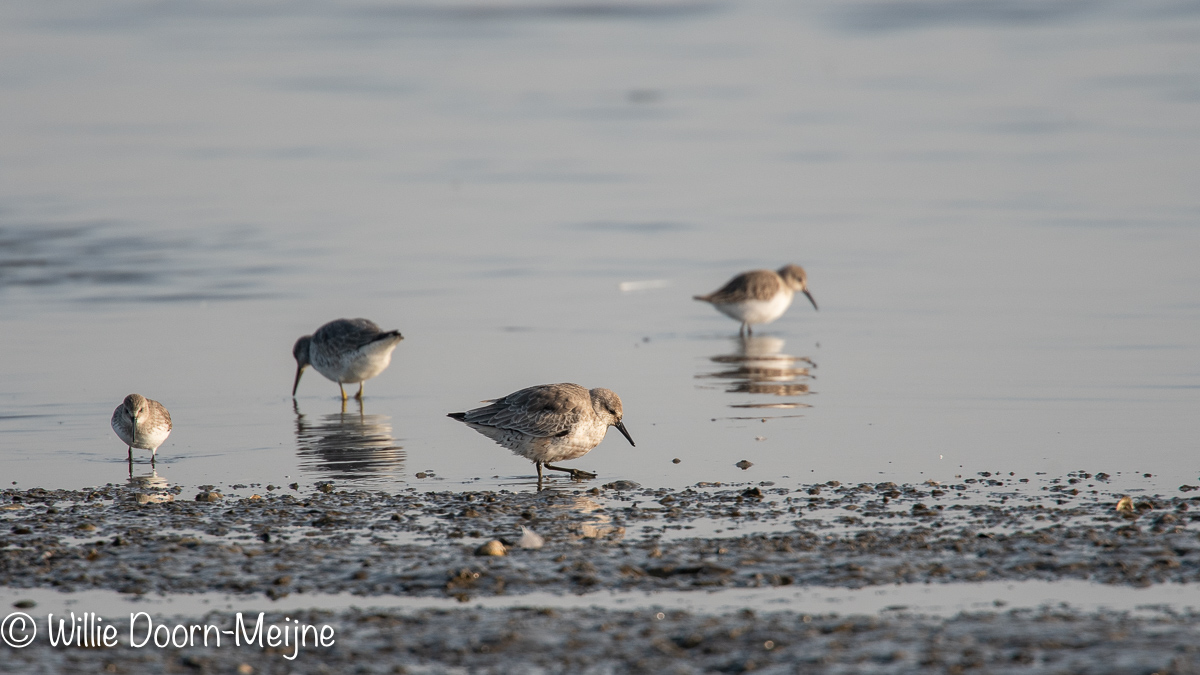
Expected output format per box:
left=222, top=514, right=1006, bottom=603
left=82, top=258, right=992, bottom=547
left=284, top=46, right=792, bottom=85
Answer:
left=111, top=394, right=172, bottom=465
left=292, top=318, right=404, bottom=401
left=448, top=383, right=635, bottom=483
left=694, top=264, right=818, bottom=335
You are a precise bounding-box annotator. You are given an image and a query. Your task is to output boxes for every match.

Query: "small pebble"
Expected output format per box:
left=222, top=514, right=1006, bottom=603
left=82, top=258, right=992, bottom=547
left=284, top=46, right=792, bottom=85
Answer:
left=476, top=540, right=507, bottom=556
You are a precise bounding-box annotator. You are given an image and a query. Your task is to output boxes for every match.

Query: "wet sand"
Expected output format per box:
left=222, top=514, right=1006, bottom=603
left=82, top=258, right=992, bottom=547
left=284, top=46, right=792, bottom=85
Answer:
left=4, top=475, right=1200, bottom=671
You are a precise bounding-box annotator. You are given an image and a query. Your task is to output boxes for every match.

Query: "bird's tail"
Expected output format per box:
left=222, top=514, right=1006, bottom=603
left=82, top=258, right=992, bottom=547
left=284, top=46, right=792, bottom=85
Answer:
left=693, top=294, right=712, bottom=302
left=446, top=412, right=467, bottom=421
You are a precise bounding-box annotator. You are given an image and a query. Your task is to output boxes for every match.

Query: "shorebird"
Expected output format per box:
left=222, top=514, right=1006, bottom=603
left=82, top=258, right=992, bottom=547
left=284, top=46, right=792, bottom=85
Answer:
left=292, top=318, right=404, bottom=400
left=111, top=394, right=172, bottom=464
left=448, top=383, right=635, bottom=481
left=694, top=264, right=818, bottom=335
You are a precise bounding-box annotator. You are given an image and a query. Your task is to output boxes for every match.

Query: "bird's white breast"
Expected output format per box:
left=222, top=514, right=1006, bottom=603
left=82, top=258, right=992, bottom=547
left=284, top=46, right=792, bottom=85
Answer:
left=313, top=340, right=396, bottom=384
left=543, top=417, right=610, bottom=462
left=713, top=289, right=795, bottom=325
left=135, top=425, right=172, bottom=451
left=112, top=411, right=171, bottom=451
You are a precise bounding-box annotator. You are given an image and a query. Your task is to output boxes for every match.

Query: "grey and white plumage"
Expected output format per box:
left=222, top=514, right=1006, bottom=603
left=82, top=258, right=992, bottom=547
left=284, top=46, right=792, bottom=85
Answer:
left=292, top=318, right=404, bottom=400
left=448, top=383, right=635, bottom=481
left=111, top=394, right=172, bottom=463
left=694, top=264, right=818, bottom=335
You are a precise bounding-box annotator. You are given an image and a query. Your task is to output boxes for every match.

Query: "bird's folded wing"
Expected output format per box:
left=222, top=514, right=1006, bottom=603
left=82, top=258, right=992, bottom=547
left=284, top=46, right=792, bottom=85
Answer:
left=315, top=318, right=386, bottom=352
left=708, top=270, right=780, bottom=303
left=462, top=385, right=587, bottom=437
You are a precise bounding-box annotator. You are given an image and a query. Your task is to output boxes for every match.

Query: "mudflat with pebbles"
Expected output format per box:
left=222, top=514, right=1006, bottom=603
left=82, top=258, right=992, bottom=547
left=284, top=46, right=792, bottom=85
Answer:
left=4, top=473, right=1200, bottom=672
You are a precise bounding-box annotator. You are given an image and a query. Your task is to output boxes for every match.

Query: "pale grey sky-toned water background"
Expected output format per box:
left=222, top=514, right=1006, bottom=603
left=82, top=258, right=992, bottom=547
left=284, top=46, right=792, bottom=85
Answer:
left=1, top=0, right=1198, bottom=495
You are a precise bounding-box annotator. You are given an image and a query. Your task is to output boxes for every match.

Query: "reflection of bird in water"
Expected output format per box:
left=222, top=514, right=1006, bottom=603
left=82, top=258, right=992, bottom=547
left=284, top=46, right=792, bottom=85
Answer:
left=521, top=490, right=624, bottom=540
left=292, top=318, right=404, bottom=401
left=694, top=264, right=817, bottom=335
left=111, top=394, right=172, bottom=465
left=448, top=383, right=635, bottom=483
left=127, top=468, right=173, bottom=502
left=128, top=468, right=168, bottom=489
left=563, top=496, right=624, bottom=540
left=294, top=400, right=405, bottom=481
left=699, top=336, right=816, bottom=406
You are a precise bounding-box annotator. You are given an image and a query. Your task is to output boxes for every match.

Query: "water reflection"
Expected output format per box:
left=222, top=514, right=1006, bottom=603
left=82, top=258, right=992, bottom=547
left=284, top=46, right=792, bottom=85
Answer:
left=697, top=336, right=815, bottom=411
left=529, top=488, right=625, bottom=541
left=568, top=496, right=624, bottom=541
left=293, top=400, right=405, bottom=481
left=127, top=468, right=174, bottom=503
left=501, top=472, right=597, bottom=492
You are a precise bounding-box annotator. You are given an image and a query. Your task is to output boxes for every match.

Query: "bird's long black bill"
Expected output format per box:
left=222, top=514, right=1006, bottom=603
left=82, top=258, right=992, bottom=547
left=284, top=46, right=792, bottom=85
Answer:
left=803, top=288, right=818, bottom=311
left=292, top=365, right=306, bottom=397
left=615, top=421, right=635, bottom=447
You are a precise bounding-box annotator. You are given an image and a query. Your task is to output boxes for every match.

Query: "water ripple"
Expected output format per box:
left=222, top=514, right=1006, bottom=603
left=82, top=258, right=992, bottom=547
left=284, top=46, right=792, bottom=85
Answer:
left=0, top=220, right=281, bottom=305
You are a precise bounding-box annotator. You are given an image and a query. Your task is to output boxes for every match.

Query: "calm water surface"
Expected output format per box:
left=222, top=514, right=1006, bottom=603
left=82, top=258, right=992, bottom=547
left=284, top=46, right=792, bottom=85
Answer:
left=1, top=0, right=1198, bottom=495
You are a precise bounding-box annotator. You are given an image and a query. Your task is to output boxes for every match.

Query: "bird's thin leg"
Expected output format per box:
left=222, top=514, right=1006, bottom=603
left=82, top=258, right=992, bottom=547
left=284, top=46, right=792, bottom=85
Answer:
left=739, top=323, right=747, bottom=337
left=747, top=324, right=754, bottom=336
left=536, top=462, right=545, bottom=490
left=355, top=382, right=364, bottom=400
left=150, top=449, right=156, bottom=467
left=127, top=458, right=133, bottom=479
left=127, top=446, right=132, bottom=462
left=544, top=463, right=597, bottom=480
left=339, top=383, right=348, bottom=401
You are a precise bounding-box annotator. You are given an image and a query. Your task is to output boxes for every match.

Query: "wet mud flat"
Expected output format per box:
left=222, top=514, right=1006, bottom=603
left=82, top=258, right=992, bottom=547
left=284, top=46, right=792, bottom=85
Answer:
left=4, top=604, right=1200, bottom=674
left=4, top=475, right=1200, bottom=672
left=4, top=474, right=1200, bottom=597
